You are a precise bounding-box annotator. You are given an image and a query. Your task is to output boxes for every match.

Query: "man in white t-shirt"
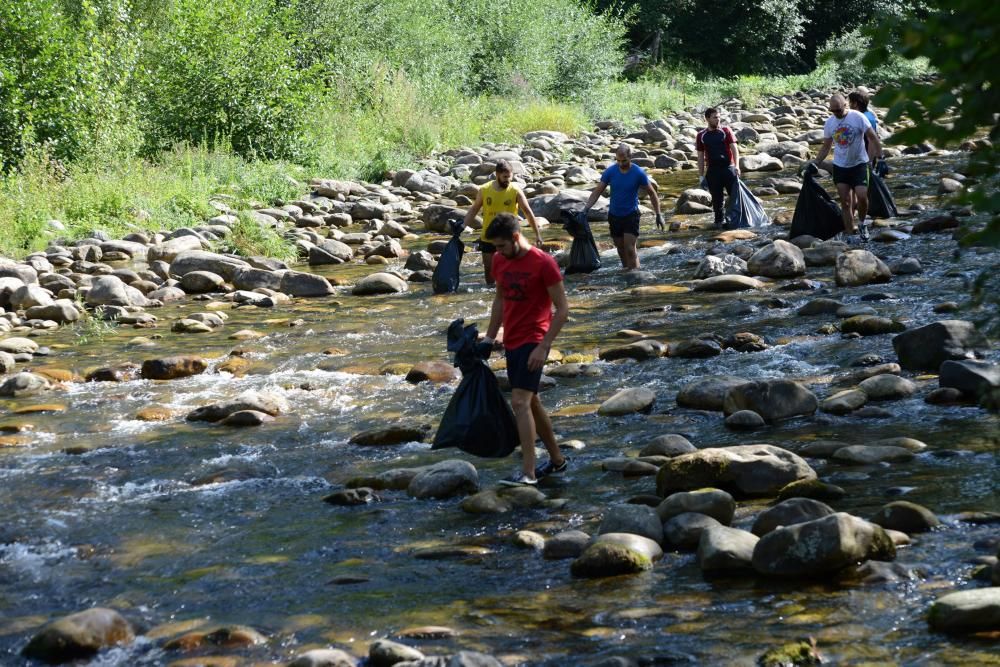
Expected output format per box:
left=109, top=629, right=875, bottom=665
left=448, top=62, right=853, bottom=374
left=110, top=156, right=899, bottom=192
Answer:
left=812, top=93, right=883, bottom=242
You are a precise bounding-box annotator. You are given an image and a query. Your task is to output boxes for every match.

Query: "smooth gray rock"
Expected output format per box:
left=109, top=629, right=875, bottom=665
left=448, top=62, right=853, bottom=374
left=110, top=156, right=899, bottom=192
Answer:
left=928, top=588, right=1000, bottom=634
left=598, top=504, right=664, bottom=544
left=677, top=375, right=749, bottom=411
left=353, top=272, right=408, bottom=296
left=939, top=360, right=1000, bottom=399
left=723, top=379, right=818, bottom=423
left=870, top=501, right=941, bottom=534
left=543, top=530, right=591, bottom=560
left=835, top=249, right=892, bottom=287
left=747, top=240, right=806, bottom=278
left=640, top=433, right=696, bottom=457
left=697, top=525, right=759, bottom=575
left=662, top=512, right=722, bottom=551
left=279, top=270, right=336, bottom=297
left=751, top=498, right=836, bottom=536
left=406, top=460, right=479, bottom=499
left=752, top=512, right=896, bottom=576
left=892, top=320, right=987, bottom=372
left=657, top=488, right=735, bottom=525
left=22, top=608, right=135, bottom=664
left=657, top=444, right=817, bottom=498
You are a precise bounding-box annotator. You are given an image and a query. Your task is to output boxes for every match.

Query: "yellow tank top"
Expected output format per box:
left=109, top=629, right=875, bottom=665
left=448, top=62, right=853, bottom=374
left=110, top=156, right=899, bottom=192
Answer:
left=479, top=181, right=520, bottom=241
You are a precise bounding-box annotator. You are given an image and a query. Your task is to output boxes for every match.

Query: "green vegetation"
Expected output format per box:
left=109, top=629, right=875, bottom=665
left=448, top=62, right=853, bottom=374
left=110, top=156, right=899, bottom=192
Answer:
left=0, top=0, right=968, bottom=260
left=223, top=213, right=299, bottom=264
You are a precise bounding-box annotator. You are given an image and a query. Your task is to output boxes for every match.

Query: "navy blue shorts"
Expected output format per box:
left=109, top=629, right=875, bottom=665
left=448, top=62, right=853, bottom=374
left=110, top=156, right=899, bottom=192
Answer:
left=608, top=211, right=640, bottom=238
left=505, top=343, right=543, bottom=393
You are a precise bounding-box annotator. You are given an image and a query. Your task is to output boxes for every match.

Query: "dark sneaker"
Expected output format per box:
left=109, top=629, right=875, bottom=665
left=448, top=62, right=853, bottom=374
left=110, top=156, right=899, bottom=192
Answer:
left=534, top=458, right=569, bottom=479
left=858, top=222, right=870, bottom=242
left=499, top=473, right=537, bottom=487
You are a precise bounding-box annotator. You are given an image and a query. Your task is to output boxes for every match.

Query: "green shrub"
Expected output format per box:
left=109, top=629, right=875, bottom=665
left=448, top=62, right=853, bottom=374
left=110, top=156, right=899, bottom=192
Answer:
left=224, top=213, right=298, bottom=263
left=136, top=0, right=321, bottom=161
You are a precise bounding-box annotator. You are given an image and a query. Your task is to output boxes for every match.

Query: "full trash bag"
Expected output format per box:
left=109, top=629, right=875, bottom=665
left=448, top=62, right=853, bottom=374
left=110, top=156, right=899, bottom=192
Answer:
left=726, top=179, right=770, bottom=229
left=432, top=219, right=465, bottom=294
left=432, top=319, right=518, bottom=458
left=561, top=209, right=601, bottom=274
left=867, top=171, right=898, bottom=219
left=790, top=166, right=844, bottom=240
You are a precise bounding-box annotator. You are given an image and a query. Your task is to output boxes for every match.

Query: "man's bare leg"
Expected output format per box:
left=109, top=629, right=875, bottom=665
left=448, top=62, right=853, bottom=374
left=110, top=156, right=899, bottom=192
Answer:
left=530, top=394, right=564, bottom=467
left=836, top=183, right=856, bottom=233
left=511, top=388, right=538, bottom=477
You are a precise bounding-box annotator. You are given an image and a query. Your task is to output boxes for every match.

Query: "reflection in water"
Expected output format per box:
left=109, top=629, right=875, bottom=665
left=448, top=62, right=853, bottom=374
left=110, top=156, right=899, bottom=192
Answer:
left=0, top=151, right=997, bottom=665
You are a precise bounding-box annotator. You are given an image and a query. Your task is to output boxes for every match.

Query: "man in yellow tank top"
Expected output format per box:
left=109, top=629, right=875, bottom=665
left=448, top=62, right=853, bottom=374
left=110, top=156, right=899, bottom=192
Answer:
left=464, top=159, right=543, bottom=286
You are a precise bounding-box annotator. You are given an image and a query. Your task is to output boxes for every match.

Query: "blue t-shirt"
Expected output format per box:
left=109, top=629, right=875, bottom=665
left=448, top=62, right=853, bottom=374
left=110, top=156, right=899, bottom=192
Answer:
left=600, top=164, right=650, bottom=217
left=863, top=110, right=878, bottom=131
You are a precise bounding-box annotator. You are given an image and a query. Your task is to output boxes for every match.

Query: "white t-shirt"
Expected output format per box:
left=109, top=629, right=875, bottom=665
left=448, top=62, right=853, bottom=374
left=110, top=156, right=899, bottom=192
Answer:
left=824, top=110, right=873, bottom=168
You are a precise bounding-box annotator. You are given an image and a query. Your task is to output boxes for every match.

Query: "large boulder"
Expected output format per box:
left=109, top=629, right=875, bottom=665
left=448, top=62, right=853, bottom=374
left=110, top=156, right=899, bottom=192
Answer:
left=675, top=189, right=713, bottom=214
left=570, top=533, right=662, bottom=578
left=0, top=372, right=51, bottom=397
left=25, top=299, right=81, bottom=324
left=140, top=355, right=208, bottom=380
left=179, top=270, right=226, bottom=294
left=747, top=240, right=806, bottom=278
left=739, top=153, right=783, bottom=172
left=751, top=497, right=836, bottom=536
left=22, top=608, right=135, bottom=664
left=353, top=272, right=408, bottom=296
left=170, top=250, right=250, bottom=281
left=309, top=239, right=354, bottom=265
left=148, top=235, right=203, bottom=263
left=279, top=270, right=336, bottom=297
left=187, top=391, right=290, bottom=422
left=692, top=275, right=764, bottom=292
left=722, top=379, right=818, bottom=423
left=656, top=444, right=816, bottom=498
left=598, top=387, right=656, bottom=416
left=406, top=460, right=479, bottom=499
left=404, top=170, right=456, bottom=194
left=752, top=512, right=896, bottom=577
left=892, top=320, right=987, bottom=372
left=677, top=375, right=749, bottom=411
left=85, top=275, right=149, bottom=307
left=694, top=254, right=748, bottom=279
left=10, top=283, right=54, bottom=310
left=663, top=512, right=722, bottom=551
left=697, top=526, right=759, bottom=575
left=657, top=488, right=735, bottom=525
left=938, top=359, right=1000, bottom=399
left=598, top=504, right=664, bottom=544
left=834, top=249, right=892, bottom=287
left=927, top=588, right=1000, bottom=634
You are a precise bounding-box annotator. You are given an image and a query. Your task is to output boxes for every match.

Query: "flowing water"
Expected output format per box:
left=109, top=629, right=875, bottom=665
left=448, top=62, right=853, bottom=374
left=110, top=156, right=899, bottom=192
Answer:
left=0, top=152, right=998, bottom=665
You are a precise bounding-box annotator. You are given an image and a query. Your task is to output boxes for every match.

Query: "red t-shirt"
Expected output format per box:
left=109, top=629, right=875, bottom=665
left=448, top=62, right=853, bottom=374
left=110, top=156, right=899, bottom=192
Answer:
left=492, top=246, right=563, bottom=350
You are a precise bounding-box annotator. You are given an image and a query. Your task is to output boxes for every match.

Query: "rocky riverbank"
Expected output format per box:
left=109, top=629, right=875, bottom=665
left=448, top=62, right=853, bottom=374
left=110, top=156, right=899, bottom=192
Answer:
left=1, top=88, right=998, bottom=666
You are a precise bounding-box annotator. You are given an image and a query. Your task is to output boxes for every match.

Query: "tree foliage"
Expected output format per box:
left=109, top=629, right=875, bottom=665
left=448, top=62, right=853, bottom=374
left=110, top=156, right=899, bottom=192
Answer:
left=864, top=0, right=1000, bottom=245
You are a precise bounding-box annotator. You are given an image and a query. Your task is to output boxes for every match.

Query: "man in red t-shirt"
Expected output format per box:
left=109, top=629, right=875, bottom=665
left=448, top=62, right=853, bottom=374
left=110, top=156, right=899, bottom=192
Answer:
left=483, top=213, right=569, bottom=486
left=696, top=107, right=741, bottom=229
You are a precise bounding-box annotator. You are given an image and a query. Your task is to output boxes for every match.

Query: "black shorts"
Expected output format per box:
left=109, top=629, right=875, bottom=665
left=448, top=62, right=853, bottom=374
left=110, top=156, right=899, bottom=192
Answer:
left=505, top=343, right=543, bottom=393
left=608, top=211, right=641, bottom=238
left=832, top=163, right=869, bottom=188
left=477, top=239, right=496, bottom=254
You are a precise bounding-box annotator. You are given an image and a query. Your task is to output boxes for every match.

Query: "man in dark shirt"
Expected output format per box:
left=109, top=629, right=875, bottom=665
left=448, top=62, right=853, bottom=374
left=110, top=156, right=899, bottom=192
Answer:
left=696, top=107, right=741, bottom=229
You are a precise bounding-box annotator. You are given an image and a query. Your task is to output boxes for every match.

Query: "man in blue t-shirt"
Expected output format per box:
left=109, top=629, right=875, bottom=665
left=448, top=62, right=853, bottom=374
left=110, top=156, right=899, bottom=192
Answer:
left=581, top=144, right=664, bottom=271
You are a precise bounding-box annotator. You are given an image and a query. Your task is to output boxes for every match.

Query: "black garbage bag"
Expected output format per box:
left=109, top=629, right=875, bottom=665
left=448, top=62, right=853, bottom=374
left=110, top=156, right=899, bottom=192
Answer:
left=790, top=168, right=844, bottom=240
left=725, top=179, right=769, bottom=229
left=561, top=209, right=601, bottom=274
left=867, top=171, right=898, bottom=219
left=432, top=319, right=518, bottom=458
left=432, top=219, right=465, bottom=294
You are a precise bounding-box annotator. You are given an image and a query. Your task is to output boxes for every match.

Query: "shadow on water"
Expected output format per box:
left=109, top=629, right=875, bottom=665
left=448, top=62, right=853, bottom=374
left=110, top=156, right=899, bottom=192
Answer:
left=0, top=149, right=997, bottom=665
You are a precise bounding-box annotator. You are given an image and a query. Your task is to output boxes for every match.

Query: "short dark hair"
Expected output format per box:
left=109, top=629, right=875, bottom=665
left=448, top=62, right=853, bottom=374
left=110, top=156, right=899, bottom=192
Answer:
left=848, top=91, right=869, bottom=111
left=704, top=107, right=719, bottom=119
left=495, top=159, right=513, bottom=174
left=485, top=212, right=519, bottom=240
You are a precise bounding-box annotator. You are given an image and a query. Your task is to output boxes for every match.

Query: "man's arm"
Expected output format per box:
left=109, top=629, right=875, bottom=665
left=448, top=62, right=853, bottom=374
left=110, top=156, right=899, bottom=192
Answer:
left=464, top=189, right=483, bottom=228
left=583, top=181, right=608, bottom=211
left=527, top=282, right=569, bottom=371
left=814, top=138, right=833, bottom=165
left=642, top=182, right=662, bottom=216
left=516, top=188, right=544, bottom=246
left=866, top=129, right=882, bottom=167
left=485, top=290, right=503, bottom=342
left=731, top=142, right=741, bottom=176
